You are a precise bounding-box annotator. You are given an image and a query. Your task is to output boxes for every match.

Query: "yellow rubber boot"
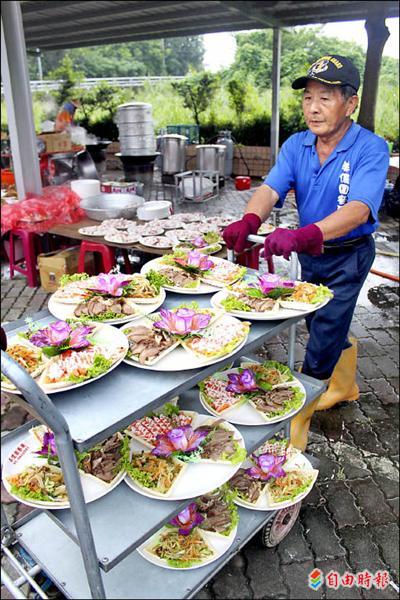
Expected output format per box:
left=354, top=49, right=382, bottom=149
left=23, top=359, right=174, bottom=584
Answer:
left=315, top=337, right=359, bottom=411
left=290, top=396, right=320, bottom=451
left=290, top=338, right=359, bottom=450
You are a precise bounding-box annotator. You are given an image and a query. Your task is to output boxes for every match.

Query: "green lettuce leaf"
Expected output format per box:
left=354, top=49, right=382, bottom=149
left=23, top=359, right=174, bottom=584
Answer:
left=145, top=270, right=170, bottom=293
left=268, top=475, right=313, bottom=503
left=59, top=273, right=89, bottom=287
left=10, top=484, right=62, bottom=503
left=220, top=444, right=247, bottom=465
left=221, top=296, right=252, bottom=312
left=68, top=354, right=112, bottom=384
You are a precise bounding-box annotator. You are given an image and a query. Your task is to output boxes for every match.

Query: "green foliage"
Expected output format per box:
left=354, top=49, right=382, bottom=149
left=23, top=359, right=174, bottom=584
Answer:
left=46, top=56, right=84, bottom=106
left=75, top=82, right=132, bottom=140
left=226, top=77, right=248, bottom=123
left=31, top=37, right=204, bottom=79
left=173, top=71, right=219, bottom=127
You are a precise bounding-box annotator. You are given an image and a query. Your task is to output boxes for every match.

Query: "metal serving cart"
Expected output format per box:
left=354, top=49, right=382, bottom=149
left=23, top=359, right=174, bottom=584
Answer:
left=1, top=248, right=324, bottom=599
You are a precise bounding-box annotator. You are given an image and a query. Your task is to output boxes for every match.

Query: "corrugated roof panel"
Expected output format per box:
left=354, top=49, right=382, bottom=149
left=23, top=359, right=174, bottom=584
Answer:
left=19, top=0, right=399, bottom=50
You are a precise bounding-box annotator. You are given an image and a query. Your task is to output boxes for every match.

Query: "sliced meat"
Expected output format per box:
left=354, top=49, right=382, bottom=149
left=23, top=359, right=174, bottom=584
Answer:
left=252, top=386, right=295, bottom=414
left=127, top=326, right=175, bottom=364
left=159, top=267, right=198, bottom=287
left=237, top=294, right=276, bottom=312
left=229, top=469, right=262, bottom=504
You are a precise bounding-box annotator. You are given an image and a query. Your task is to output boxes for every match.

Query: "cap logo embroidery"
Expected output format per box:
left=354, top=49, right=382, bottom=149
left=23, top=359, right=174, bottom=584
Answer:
left=309, top=56, right=344, bottom=76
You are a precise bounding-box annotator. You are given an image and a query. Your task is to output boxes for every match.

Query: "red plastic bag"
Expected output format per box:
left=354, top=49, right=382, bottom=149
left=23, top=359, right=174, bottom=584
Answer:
left=1, top=185, right=86, bottom=235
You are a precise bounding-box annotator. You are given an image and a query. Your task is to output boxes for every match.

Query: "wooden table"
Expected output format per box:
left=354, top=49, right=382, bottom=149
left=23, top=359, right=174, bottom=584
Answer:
left=48, top=218, right=227, bottom=259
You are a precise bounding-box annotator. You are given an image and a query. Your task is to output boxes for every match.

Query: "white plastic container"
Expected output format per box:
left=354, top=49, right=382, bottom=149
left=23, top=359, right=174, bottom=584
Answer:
left=70, top=179, right=101, bottom=199
left=137, top=201, right=172, bottom=221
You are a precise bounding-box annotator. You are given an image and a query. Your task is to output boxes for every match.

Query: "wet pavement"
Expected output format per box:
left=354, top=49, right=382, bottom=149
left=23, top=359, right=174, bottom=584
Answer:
left=1, top=179, right=399, bottom=599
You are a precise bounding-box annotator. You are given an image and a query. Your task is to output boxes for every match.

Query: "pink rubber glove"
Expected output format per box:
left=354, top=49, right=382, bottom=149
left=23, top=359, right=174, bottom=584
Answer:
left=263, top=224, right=324, bottom=260
left=223, top=213, right=262, bottom=253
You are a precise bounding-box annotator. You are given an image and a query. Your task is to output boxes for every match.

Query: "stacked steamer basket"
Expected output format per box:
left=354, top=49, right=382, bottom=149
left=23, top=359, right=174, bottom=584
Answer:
left=115, top=102, right=160, bottom=200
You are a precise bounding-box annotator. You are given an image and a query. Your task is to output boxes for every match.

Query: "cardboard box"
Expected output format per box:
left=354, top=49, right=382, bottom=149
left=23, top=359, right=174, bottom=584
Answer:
left=38, top=131, right=72, bottom=153
left=38, top=246, right=93, bottom=292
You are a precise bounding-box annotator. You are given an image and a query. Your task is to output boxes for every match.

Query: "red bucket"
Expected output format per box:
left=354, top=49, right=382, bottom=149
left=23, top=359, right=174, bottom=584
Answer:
left=235, top=176, right=251, bottom=191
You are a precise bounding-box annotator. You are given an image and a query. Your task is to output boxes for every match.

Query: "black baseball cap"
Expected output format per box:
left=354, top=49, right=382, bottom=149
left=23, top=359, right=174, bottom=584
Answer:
left=292, top=55, right=360, bottom=92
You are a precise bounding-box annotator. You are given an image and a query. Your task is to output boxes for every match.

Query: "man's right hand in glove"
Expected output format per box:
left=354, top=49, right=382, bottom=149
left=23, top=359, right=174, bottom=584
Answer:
left=223, top=213, right=262, bottom=253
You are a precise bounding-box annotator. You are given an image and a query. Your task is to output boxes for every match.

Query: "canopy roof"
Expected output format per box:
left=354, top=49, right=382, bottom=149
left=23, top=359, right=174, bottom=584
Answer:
left=21, top=0, right=399, bottom=50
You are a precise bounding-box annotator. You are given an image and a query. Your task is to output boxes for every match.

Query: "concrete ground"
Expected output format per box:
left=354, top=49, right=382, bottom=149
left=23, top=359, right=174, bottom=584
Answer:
left=1, top=178, right=399, bottom=599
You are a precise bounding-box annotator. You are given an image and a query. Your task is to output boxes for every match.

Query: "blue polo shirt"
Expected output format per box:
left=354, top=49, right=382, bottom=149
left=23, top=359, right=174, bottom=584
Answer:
left=264, top=122, right=389, bottom=241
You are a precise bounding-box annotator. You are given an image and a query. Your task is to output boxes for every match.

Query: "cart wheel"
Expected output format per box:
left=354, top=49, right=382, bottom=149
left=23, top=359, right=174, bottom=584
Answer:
left=261, top=502, right=301, bottom=547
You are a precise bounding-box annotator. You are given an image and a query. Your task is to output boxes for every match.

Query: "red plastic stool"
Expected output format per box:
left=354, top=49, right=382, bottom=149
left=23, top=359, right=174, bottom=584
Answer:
left=8, top=229, right=44, bottom=287
left=78, top=241, right=132, bottom=274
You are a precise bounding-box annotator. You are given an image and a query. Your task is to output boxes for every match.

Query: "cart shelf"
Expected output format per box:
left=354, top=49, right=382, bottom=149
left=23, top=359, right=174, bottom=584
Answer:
left=2, top=279, right=325, bottom=599
left=3, top=301, right=306, bottom=452
left=7, top=377, right=324, bottom=574
left=16, top=505, right=278, bottom=599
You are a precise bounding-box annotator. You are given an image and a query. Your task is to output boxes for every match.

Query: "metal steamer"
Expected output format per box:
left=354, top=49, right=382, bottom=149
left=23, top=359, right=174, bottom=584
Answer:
left=115, top=103, right=159, bottom=200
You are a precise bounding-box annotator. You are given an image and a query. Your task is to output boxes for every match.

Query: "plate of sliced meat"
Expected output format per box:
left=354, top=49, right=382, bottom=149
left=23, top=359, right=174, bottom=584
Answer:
left=124, top=414, right=245, bottom=501
left=48, top=273, right=166, bottom=325
left=198, top=360, right=306, bottom=425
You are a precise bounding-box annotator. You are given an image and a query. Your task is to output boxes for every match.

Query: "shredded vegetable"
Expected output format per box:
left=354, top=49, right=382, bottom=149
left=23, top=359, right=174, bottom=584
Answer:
left=150, top=528, right=213, bottom=567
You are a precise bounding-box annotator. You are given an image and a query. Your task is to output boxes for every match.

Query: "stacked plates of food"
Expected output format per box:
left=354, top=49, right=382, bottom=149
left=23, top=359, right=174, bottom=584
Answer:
left=141, top=250, right=246, bottom=294
left=124, top=404, right=246, bottom=500
left=227, top=436, right=318, bottom=510
left=1, top=318, right=128, bottom=394
left=198, top=359, right=306, bottom=425
left=121, top=303, right=250, bottom=371
left=211, top=272, right=333, bottom=320
left=2, top=425, right=127, bottom=509
left=137, top=484, right=238, bottom=569
left=48, top=272, right=166, bottom=324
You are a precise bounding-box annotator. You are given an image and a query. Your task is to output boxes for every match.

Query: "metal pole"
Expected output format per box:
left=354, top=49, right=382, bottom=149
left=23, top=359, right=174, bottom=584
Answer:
left=287, top=252, right=299, bottom=371
left=36, top=48, right=43, bottom=81
left=270, top=27, right=281, bottom=169
left=1, top=1, right=42, bottom=198
left=1, top=352, right=106, bottom=600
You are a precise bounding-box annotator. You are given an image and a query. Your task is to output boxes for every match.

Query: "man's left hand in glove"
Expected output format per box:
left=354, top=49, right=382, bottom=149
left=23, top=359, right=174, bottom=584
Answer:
left=263, top=223, right=324, bottom=260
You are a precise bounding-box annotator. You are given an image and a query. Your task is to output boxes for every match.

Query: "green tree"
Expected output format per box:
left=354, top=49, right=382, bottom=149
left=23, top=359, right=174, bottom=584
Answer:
left=36, top=37, right=204, bottom=79
left=226, top=77, right=248, bottom=123
left=173, top=71, right=219, bottom=127
left=47, top=55, right=84, bottom=106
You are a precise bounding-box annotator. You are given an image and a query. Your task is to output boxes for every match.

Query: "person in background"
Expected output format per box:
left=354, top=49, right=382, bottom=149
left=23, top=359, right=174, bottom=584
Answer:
left=223, top=55, right=389, bottom=450
left=54, top=99, right=81, bottom=132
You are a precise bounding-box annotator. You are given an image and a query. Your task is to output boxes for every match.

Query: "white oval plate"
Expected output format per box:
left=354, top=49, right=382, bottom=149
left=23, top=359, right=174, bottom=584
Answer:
left=1, top=323, right=128, bottom=395
left=103, top=232, right=141, bottom=244
left=124, top=414, right=245, bottom=500
left=210, top=289, right=331, bottom=320
left=138, top=236, right=174, bottom=249
left=120, top=313, right=249, bottom=372
left=48, top=288, right=166, bottom=325
left=140, top=257, right=221, bottom=295
left=233, top=453, right=318, bottom=511
left=198, top=373, right=306, bottom=426
left=137, top=526, right=237, bottom=570
left=2, top=434, right=125, bottom=510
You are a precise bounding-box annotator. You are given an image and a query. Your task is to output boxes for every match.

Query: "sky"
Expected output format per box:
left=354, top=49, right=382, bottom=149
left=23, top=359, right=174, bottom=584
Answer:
left=203, top=17, right=399, bottom=71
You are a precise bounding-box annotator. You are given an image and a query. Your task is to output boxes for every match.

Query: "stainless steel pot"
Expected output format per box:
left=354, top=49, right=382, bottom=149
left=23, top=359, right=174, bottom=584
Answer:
left=196, top=144, right=226, bottom=174
left=80, top=193, right=144, bottom=221
left=160, top=134, right=187, bottom=174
